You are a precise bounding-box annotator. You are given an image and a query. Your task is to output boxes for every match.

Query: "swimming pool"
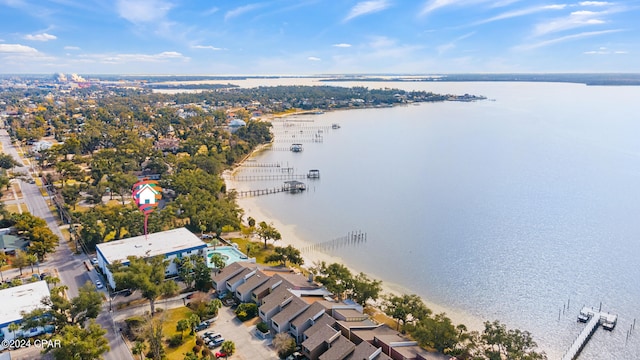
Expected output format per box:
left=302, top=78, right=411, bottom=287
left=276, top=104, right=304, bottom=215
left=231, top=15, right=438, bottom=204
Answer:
left=206, top=246, right=249, bottom=268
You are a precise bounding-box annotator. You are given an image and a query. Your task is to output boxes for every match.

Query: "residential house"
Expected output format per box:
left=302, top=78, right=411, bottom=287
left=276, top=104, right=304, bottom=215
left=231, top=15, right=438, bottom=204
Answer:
left=301, top=323, right=340, bottom=360
left=319, top=335, right=356, bottom=360
left=289, top=302, right=326, bottom=343
left=270, top=296, right=309, bottom=333
left=235, top=270, right=269, bottom=303
left=211, top=261, right=255, bottom=293
left=347, top=341, right=393, bottom=360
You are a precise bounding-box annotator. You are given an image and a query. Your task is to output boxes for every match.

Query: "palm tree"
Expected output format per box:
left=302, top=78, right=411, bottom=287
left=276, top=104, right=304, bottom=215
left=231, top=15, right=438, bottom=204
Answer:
left=44, top=276, right=60, bottom=290
left=8, top=322, right=20, bottom=340
left=132, top=341, right=146, bottom=360
left=26, top=253, right=38, bottom=273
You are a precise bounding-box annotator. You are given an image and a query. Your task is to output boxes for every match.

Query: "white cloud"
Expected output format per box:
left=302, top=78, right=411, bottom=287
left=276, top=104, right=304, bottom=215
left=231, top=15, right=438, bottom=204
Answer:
left=437, top=31, right=475, bottom=54
left=192, top=45, right=223, bottom=50
left=307, top=56, right=321, bottom=61
left=64, top=46, right=80, bottom=50
left=579, top=1, right=612, bottom=6
left=78, top=51, right=188, bottom=64
left=116, top=0, right=173, bottom=23
left=225, top=3, right=263, bottom=21
left=202, top=6, right=219, bottom=16
left=533, top=10, right=607, bottom=37
left=516, top=29, right=623, bottom=50
left=24, top=33, right=57, bottom=41
left=344, top=0, right=391, bottom=22
left=333, top=43, right=352, bottom=48
left=0, top=43, right=38, bottom=53
left=471, top=4, right=566, bottom=26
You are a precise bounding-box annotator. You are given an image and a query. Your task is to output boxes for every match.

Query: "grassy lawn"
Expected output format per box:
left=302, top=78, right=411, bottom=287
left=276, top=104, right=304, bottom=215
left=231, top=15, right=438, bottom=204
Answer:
left=225, top=236, right=276, bottom=265
left=5, top=203, right=22, bottom=214
left=162, top=307, right=198, bottom=360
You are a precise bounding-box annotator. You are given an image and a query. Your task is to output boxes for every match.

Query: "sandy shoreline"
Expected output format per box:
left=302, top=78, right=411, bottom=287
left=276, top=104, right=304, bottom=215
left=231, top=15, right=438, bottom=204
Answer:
left=223, top=126, right=486, bottom=332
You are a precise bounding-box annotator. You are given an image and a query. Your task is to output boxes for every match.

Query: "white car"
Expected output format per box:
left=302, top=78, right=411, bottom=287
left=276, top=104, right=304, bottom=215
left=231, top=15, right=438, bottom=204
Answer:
left=95, top=280, right=103, bottom=289
left=91, top=257, right=98, bottom=265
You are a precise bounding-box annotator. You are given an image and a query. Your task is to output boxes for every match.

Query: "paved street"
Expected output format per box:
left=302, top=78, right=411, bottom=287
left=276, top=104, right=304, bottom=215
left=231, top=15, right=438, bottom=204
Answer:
left=0, top=128, right=133, bottom=360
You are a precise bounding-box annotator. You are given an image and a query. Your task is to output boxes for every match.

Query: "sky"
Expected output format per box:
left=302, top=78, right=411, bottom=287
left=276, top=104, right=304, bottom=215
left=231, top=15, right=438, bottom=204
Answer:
left=0, top=0, right=639, bottom=74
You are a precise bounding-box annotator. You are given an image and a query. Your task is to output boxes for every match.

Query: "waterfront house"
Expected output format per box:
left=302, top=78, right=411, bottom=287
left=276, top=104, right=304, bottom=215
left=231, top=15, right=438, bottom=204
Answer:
left=211, top=261, right=255, bottom=293
left=235, top=270, right=269, bottom=302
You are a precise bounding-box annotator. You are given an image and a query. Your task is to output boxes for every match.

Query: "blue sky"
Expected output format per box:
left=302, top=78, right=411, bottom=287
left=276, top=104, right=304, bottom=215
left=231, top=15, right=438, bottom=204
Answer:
left=0, top=0, right=638, bottom=74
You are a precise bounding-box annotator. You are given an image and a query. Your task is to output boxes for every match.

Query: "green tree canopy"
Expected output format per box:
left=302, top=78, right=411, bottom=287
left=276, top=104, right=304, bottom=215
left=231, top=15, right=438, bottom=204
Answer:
left=112, top=255, right=179, bottom=314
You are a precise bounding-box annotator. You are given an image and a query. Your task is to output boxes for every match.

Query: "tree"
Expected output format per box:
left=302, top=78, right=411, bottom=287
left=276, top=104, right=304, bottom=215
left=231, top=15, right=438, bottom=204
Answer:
left=61, top=184, right=81, bottom=209
left=27, top=225, right=59, bottom=261
left=174, top=257, right=195, bottom=289
left=266, top=245, right=304, bottom=267
left=220, top=340, right=236, bottom=356
left=481, top=320, right=547, bottom=360
left=26, top=253, right=38, bottom=273
left=107, top=172, right=138, bottom=204
left=144, top=315, right=166, bottom=360
left=256, top=221, right=281, bottom=249
left=313, top=262, right=353, bottom=300
left=70, top=282, right=104, bottom=325
left=0, top=153, right=19, bottom=169
left=48, top=320, right=110, bottom=360
left=193, top=256, right=212, bottom=291
left=210, top=253, right=226, bottom=270
left=112, top=256, right=179, bottom=314
left=273, top=333, right=296, bottom=359
left=351, top=272, right=382, bottom=306
left=8, top=322, right=20, bottom=338
left=12, top=249, right=29, bottom=275
left=132, top=341, right=146, bottom=360
left=411, top=313, right=459, bottom=353
left=188, top=313, right=200, bottom=335
left=382, top=294, right=432, bottom=332
left=176, top=319, right=189, bottom=337
left=55, top=160, right=83, bottom=187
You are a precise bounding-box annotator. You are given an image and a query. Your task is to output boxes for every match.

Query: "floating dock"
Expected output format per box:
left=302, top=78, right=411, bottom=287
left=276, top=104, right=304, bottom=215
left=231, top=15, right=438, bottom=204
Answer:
left=561, top=306, right=618, bottom=360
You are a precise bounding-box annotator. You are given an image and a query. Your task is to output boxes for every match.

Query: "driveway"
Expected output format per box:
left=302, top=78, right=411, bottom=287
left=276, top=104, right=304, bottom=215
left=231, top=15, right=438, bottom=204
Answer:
left=199, top=307, right=277, bottom=360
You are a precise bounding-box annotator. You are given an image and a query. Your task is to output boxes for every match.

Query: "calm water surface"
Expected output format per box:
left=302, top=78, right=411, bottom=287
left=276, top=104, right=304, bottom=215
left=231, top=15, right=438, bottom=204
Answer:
left=232, top=81, right=640, bottom=359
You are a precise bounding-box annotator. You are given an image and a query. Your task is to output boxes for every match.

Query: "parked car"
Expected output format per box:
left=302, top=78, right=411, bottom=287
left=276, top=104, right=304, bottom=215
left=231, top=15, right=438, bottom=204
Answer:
left=122, top=289, right=133, bottom=297
left=215, top=352, right=227, bottom=358
left=195, top=321, right=210, bottom=331
left=39, top=272, right=51, bottom=280
left=205, top=332, right=221, bottom=341
left=91, top=257, right=98, bottom=265
left=208, top=338, right=224, bottom=349
left=95, top=280, right=103, bottom=289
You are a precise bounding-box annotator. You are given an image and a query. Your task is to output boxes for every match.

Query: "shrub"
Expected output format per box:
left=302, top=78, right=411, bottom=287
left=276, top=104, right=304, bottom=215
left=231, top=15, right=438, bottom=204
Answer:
left=257, top=321, right=269, bottom=333
left=168, top=334, right=183, bottom=348
left=196, top=338, right=203, bottom=346
left=193, top=345, right=201, bottom=354
left=235, top=303, right=258, bottom=321
left=201, top=348, right=211, bottom=357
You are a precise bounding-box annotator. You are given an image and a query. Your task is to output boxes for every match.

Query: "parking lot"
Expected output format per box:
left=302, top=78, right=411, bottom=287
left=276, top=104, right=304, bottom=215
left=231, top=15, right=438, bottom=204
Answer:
left=197, top=306, right=277, bottom=360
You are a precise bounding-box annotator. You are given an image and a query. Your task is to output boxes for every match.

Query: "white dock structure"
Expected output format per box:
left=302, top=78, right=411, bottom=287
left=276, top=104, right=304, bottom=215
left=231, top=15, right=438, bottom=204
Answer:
left=561, top=306, right=618, bottom=360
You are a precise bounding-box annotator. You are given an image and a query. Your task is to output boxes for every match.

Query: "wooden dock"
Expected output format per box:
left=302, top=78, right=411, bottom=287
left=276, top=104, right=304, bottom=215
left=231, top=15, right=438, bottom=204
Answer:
left=232, top=174, right=308, bottom=181
left=561, top=306, right=618, bottom=360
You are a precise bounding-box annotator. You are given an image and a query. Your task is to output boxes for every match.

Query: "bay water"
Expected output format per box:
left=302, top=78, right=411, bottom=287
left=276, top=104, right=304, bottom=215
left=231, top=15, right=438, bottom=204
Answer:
left=231, top=80, right=640, bottom=359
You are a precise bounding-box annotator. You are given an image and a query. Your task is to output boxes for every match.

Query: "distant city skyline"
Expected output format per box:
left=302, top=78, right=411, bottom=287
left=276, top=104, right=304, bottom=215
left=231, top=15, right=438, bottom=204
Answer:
left=1, top=0, right=639, bottom=74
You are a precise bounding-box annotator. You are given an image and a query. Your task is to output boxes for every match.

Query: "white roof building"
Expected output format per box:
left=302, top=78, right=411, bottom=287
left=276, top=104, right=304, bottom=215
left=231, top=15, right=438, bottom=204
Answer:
left=96, top=227, right=208, bottom=289
left=0, top=281, right=50, bottom=340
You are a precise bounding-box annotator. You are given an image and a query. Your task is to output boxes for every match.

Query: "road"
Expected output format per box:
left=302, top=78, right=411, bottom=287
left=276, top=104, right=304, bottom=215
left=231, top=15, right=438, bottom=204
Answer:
left=0, top=129, right=133, bottom=360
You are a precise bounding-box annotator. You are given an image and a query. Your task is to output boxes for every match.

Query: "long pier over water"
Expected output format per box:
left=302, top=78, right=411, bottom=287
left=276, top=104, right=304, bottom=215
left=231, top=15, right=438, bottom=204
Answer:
left=561, top=306, right=617, bottom=360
